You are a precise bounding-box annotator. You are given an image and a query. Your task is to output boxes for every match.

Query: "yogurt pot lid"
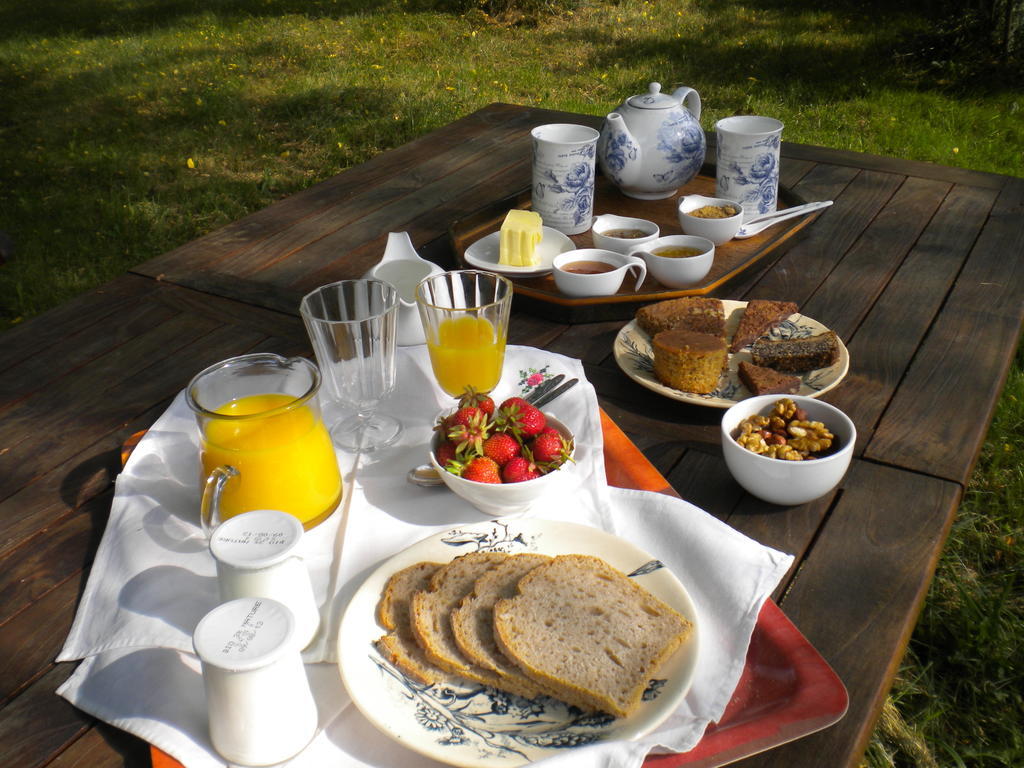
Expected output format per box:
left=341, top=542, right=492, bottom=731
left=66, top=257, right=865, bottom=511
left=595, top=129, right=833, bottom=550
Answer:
left=193, top=597, right=296, bottom=671
left=210, top=509, right=304, bottom=570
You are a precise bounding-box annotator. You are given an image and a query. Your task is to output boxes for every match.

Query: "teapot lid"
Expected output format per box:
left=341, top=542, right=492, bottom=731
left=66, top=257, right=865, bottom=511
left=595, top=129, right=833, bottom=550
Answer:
left=626, top=82, right=679, bottom=110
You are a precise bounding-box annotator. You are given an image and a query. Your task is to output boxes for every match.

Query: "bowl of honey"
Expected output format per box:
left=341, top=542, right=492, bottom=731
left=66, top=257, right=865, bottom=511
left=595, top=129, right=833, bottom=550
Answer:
left=591, top=214, right=660, bottom=253
left=551, top=248, right=648, bottom=297
left=629, top=235, right=714, bottom=288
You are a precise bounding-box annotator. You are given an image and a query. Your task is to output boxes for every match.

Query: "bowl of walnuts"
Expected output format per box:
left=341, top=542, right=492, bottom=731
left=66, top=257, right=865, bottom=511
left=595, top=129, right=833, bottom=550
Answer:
left=721, top=395, right=855, bottom=506
left=429, top=391, right=576, bottom=516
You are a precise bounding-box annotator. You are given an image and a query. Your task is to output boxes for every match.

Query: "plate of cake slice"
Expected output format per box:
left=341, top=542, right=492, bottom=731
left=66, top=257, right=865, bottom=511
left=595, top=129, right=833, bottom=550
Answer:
left=338, top=519, right=700, bottom=768
left=613, top=298, right=850, bottom=408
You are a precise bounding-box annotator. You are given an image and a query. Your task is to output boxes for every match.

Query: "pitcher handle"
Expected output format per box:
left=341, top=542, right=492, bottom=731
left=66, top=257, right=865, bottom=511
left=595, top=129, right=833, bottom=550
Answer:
left=672, top=86, right=701, bottom=121
left=201, top=464, right=239, bottom=536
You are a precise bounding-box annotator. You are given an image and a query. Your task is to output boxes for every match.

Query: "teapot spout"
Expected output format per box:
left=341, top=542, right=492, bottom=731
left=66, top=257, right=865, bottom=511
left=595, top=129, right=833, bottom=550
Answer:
left=599, top=112, right=642, bottom=187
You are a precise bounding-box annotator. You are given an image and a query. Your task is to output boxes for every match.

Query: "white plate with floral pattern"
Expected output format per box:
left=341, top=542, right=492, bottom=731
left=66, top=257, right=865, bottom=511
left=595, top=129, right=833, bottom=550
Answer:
left=613, top=299, right=850, bottom=409
left=337, top=519, right=700, bottom=768
left=463, top=226, right=575, bottom=277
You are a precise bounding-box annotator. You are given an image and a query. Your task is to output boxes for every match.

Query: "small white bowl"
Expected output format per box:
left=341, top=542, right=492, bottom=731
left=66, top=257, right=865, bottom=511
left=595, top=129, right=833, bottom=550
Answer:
left=630, top=235, right=714, bottom=288
left=591, top=214, right=660, bottom=254
left=677, top=195, right=744, bottom=245
left=721, top=395, right=855, bottom=506
left=552, top=249, right=647, bottom=297
left=429, top=414, right=576, bottom=516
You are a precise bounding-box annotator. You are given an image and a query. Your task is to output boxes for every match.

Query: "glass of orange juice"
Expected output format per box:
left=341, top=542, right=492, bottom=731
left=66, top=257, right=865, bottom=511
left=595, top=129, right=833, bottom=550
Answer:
left=186, top=353, right=343, bottom=535
left=415, top=270, right=513, bottom=398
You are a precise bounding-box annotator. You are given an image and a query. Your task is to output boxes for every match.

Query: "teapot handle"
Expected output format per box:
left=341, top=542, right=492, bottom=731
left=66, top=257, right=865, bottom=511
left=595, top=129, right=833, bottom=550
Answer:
left=672, top=86, right=701, bottom=121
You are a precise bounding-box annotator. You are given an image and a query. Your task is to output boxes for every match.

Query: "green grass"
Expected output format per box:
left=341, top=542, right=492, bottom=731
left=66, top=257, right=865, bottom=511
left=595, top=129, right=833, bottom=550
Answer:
left=1, top=1, right=1021, bottom=765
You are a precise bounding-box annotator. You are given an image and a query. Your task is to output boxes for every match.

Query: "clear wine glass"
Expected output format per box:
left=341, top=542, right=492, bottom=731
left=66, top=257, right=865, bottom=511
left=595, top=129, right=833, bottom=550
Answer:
left=300, top=279, right=402, bottom=452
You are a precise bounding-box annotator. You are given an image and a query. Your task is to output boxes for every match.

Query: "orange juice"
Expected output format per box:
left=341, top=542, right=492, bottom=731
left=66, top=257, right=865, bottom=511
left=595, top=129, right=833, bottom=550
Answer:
left=425, top=315, right=505, bottom=396
left=201, top=393, right=342, bottom=528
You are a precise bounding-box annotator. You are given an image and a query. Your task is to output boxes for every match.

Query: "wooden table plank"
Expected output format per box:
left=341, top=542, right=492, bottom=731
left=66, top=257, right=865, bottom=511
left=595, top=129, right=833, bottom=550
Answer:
left=865, top=175, right=1024, bottom=482
left=829, top=183, right=999, bottom=451
left=728, top=461, right=961, bottom=768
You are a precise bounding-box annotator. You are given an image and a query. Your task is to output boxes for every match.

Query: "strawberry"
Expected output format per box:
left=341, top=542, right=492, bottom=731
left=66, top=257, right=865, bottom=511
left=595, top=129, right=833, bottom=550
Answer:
left=460, top=456, right=502, bottom=484
left=434, top=440, right=460, bottom=470
left=458, top=387, right=495, bottom=418
left=497, top=400, right=546, bottom=440
left=529, top=430, right=569, bottom=465
left=482, top=432, right=520, bottom=467
left=446, top=407, right=490, bottom=455
left=502, top=455, right=540, bottom=483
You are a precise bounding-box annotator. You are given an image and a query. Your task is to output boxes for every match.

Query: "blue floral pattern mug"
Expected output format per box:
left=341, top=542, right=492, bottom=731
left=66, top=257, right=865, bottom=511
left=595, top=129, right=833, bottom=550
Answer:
left=531, top=124, right=600, bottom=235
left=714, top=116, right=784, bottom=220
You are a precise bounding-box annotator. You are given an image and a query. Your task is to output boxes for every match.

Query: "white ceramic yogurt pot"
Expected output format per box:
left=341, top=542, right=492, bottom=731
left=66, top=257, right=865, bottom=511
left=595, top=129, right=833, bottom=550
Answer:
left=193, top=597, right=318, bottom=766
left=210, top=509, right=320, bottom=650
left=365, top=232, right=444, bottom=346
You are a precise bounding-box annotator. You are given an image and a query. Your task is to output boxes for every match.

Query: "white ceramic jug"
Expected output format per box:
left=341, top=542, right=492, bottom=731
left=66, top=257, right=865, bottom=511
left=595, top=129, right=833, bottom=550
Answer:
left=364, top=232, right=443, bottom=346
left=597, top=82, right=706, bottom=200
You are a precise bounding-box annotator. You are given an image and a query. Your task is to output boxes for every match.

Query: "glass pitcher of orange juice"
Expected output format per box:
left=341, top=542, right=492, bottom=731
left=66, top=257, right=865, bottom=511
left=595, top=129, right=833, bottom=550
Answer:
left=186, top=353, right=343, bottom=535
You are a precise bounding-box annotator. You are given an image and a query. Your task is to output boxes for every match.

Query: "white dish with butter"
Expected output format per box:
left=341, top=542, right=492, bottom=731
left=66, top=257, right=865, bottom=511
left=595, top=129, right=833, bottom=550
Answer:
left=464, top=226, right=575, bottom=277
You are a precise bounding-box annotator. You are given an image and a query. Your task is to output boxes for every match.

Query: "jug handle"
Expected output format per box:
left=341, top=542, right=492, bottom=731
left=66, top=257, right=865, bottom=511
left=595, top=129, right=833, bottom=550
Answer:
left=672, top=86, right=701, bottom=121
left=201, top=464, right=239, bottom=536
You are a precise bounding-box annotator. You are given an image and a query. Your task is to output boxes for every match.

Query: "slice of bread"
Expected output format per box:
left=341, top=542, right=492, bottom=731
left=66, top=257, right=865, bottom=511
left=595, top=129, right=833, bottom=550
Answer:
left=410, top=551, right=545, bottom=698
left=451, top=553, right=551, bottom=678
left=493, top=554, right=692, bottom=718
left=373, top=561, right=448, bottom=685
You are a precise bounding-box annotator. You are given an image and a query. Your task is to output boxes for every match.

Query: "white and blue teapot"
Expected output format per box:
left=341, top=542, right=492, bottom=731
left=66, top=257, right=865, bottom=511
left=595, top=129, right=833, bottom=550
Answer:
left=597, top=82, right=706, bottom=200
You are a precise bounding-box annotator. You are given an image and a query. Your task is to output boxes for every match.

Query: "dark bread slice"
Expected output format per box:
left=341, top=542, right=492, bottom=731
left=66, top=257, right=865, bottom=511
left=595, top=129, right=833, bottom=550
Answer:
left=750, top=331, right=840, bottom=372
left=729, top=299, right=798, bottom=352
left=493, top=554, right=693, bottom=718
left=738, top=361, right=801, bottom=395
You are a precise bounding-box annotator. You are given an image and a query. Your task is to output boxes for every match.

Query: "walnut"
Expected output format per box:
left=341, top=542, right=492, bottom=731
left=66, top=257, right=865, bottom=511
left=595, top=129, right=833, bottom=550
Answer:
left=734, top=400, right=837, bottom=460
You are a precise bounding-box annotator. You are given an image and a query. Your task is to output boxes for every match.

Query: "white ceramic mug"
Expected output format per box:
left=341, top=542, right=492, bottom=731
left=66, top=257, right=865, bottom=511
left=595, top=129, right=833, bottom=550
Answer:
left=531, top=123, right=600, bottom=235
left=209, top=509, right=321, bottom=650
left=193, top=597, right=318, bottom=766
left=714, top=116, right=784, bottom=220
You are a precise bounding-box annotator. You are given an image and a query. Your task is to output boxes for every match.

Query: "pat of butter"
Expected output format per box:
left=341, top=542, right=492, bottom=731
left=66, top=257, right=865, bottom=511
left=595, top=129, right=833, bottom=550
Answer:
left=498, top=209, right=543, bottom=267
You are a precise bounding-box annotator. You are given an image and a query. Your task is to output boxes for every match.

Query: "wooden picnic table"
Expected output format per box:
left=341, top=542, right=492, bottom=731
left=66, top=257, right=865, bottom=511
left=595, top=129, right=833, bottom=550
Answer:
left=1, top=103, right=1021, bottom=768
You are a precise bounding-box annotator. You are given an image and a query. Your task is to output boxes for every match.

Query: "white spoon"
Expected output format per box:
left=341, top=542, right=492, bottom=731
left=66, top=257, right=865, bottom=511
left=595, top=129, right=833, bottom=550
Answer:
left=734, top=200, right=833, bottom=239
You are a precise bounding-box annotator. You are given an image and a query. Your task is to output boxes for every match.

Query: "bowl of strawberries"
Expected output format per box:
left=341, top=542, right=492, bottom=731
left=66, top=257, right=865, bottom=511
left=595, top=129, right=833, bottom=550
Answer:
left=429, top=390, right=576, bottom=516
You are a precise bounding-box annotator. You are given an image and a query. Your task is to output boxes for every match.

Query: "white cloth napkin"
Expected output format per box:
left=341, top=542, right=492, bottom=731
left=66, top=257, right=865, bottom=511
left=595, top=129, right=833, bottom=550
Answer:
left=58, top=345, right=792, bottom=768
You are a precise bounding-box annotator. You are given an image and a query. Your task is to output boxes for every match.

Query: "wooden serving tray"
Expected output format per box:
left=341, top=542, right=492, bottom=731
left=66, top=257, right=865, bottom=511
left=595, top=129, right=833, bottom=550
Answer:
left=449, top=167, right=812, bottom=323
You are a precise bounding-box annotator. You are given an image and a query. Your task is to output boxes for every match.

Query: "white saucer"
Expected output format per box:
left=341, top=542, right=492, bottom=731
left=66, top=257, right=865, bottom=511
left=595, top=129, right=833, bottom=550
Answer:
left=463, top=226, right=575, bottom=277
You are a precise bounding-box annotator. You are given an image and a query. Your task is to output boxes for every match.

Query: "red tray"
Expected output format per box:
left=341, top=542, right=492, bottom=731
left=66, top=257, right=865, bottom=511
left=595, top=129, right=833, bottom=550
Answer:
left=148, top=412, right=847, bottom=768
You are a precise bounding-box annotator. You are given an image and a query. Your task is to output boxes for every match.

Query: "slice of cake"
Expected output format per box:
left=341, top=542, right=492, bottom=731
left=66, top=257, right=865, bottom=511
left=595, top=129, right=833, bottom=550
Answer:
left=729, top=299, right=798, bottom=352
left=498, top=209, right=543, bottom=267
left=651, top=329, right=727, bottom=394
left=750, top=331, right=840, bottom=372
left=635, top=297, right=726, bottom=338
left=737, top=361, right=801, bottom=396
